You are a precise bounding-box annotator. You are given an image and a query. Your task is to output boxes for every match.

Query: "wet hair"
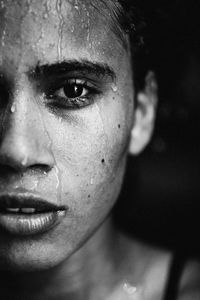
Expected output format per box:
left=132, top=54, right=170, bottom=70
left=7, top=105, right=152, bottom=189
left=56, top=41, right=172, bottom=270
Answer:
left=91, top=0, right=161, bottom=92
left=97, top=0, right=151, bottom=92
left=117, top=0, right=148, bottom=91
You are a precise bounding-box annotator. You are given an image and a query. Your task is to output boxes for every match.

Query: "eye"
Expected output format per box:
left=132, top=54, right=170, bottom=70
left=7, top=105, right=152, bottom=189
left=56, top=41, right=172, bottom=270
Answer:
left=59, top=79, right=88, bottom=99
left=45, top=79, right=101, bottom=109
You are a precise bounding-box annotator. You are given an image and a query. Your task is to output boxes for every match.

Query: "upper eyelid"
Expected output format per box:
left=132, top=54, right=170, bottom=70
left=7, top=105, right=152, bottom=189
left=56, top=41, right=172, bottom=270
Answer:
left=43, top=77, right=102, bottom=94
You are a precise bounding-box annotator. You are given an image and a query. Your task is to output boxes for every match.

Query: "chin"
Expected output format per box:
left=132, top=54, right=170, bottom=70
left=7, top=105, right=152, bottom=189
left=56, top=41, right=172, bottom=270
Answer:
left=0, top=236, right=70, bottom=273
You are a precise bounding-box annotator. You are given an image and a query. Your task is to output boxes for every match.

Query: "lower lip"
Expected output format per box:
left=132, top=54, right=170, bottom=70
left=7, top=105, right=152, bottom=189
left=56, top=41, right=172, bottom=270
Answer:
left=0, top=211, right=66, bottom=236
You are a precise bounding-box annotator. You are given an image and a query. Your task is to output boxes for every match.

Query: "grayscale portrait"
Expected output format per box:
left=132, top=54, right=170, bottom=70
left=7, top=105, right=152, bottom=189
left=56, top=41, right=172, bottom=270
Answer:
left=0, top=1, right=199, bottom=299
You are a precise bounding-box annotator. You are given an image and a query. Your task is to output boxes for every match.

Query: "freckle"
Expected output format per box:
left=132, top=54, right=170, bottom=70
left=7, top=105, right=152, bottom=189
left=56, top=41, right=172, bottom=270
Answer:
left=101, top=159, right=105, bottom=164
left=118, top=124, right=121, bottom=129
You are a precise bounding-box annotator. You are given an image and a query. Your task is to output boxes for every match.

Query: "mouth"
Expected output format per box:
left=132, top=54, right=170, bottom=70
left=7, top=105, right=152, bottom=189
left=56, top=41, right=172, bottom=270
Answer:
left=0, top=193, right=67, bottom=236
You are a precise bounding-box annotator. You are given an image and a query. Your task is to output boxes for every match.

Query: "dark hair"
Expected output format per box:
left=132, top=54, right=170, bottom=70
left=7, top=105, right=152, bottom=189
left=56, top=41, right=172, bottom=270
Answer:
left=118, top=0, right=149, bottom=91
left=101, top=0, right=151, bottom=91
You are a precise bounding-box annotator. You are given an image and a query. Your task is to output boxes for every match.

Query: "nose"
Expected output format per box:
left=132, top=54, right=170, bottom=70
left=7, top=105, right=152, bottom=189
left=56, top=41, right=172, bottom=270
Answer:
left=0, top=89, right=55, bottom=173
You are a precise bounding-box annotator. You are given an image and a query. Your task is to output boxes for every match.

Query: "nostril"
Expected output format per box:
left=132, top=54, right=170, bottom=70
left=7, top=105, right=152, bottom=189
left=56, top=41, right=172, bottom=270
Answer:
left=0, top=164, right=19, bottom=178
left=30, top=164, right=53, bottom=174
left=0, top=78, right=11, bottom=110
left=0, top=163, right=52, bottom=179
left=0, top=100, right=55, bottom=173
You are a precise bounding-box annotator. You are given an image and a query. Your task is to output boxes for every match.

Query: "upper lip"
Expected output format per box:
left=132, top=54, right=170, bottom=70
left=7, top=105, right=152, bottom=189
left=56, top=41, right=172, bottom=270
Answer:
left=0, top=191, right=66, bottom=212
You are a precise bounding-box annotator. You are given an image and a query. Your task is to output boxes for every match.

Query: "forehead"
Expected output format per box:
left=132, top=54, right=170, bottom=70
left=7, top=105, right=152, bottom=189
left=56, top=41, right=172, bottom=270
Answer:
left=0, top=0, right=128, bottom=73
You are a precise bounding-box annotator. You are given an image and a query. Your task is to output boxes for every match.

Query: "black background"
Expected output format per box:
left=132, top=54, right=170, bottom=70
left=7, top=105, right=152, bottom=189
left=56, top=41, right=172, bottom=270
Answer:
left=115, top=0, right=200, bottom=256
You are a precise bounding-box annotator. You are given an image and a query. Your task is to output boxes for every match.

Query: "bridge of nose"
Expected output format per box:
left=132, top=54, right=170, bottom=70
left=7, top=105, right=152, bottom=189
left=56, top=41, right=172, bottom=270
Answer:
left=0, top=75, right=55, bottom=170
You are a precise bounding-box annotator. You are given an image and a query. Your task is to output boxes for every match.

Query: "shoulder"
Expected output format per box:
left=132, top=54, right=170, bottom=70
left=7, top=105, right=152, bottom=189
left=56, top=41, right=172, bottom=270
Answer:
left=178, top=289, right=200, bottom=300
left=142, top=253, right=200, bottom=300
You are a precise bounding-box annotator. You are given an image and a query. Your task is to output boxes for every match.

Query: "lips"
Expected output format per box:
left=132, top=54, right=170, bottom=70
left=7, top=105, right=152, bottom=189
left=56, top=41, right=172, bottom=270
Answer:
left=0, top=193, right=67, bottom=236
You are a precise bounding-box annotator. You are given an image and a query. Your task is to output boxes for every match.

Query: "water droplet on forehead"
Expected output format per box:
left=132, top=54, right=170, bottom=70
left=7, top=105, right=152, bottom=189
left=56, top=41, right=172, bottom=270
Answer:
left=74, top=0, right=79, bottom=10
left=56, top=0, right=65, bottom=61
left=35, top=32, right=44, bottom=52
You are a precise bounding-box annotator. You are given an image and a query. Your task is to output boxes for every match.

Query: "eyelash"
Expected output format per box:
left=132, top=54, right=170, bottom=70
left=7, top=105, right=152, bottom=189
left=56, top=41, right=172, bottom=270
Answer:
left=45, top=78, right=102, bottom=109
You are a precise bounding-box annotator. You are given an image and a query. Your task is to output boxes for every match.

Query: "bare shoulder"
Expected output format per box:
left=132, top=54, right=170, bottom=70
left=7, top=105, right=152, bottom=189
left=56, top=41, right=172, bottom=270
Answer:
left=178, top=289, right=200, bottom=300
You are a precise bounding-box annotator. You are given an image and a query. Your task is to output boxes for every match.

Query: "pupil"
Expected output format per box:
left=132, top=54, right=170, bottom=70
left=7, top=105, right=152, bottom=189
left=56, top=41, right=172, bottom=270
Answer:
left=64, top=84, right=83, bottom=98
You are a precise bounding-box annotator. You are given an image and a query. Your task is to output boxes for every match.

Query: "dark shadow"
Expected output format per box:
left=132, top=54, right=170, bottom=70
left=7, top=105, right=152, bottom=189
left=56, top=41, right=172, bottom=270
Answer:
left=163, top=254, right=186, bottom=300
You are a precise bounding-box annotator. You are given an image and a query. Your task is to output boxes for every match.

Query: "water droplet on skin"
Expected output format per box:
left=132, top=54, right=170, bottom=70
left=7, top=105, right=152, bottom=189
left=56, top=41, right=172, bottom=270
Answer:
left=0, top=1, right=5, bottom=9
left=123, top=283, right=137, bottom=296
left=74, top=0, right=79, bottom=10
left=43, top=12, right=48, bottom=19
left=21, top=156, right=28, bottom=166
left=54, top=164, right=63, bottom=205
left=85, top=9, right=91, bottom=41
left=54, top=165, right=60, bottom=190
left=111, top=85, right=118, bottom=92
left=56, top=0, right=65, bottom=60
left=71, top=25, right=75, bottom=33
left=1, top=29, right=6, bottom=47
left=44, top=0, right=51, bottom=14
left=10, top=104, right=16, bottom=113
left=14, top=182, right=20, bottom=189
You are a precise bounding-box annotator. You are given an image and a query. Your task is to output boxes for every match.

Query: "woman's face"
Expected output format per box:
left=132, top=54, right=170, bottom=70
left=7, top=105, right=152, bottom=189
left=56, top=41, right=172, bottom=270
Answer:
left=0, top=0, right=135, bottom=270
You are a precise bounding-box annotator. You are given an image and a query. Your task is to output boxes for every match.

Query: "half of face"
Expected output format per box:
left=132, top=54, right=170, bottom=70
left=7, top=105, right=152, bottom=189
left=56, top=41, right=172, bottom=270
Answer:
left=0, top=0, right=157, bottom=271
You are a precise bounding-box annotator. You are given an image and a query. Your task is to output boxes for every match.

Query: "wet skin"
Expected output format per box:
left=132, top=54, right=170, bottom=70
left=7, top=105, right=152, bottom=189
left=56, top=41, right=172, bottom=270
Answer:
left=0, top=1, right=200, bottom=300
left=0, top=0, right=134, bottom=270
left=0, top=0, right=160, bottom=299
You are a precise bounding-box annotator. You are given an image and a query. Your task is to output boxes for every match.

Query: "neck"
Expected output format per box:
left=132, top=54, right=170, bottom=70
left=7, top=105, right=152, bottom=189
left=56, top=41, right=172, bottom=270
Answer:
left=0, top=217, right=128, bottom=300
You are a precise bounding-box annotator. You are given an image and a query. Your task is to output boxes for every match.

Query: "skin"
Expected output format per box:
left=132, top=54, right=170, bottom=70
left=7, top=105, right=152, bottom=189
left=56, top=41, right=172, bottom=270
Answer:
left=0, top=0, right=134, bottom=268
left=0, top=0, right=199, bottom=299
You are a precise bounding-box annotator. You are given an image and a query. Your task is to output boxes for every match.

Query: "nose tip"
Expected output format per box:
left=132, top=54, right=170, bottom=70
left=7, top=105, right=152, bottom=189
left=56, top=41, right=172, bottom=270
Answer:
left=0, top=131, right=54, bottom=172
left=0, top=108, right=55, bottom=173
left=0, top=129, right=55, bottom=173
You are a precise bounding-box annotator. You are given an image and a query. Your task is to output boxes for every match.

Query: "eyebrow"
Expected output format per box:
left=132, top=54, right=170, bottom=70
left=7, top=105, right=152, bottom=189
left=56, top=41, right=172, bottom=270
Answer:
left=29, top=60, right=116, bottom=81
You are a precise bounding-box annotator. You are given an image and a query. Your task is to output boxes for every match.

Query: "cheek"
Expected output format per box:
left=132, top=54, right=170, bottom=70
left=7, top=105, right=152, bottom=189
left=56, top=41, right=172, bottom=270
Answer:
left=45, top=100, right=132, bottom=215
